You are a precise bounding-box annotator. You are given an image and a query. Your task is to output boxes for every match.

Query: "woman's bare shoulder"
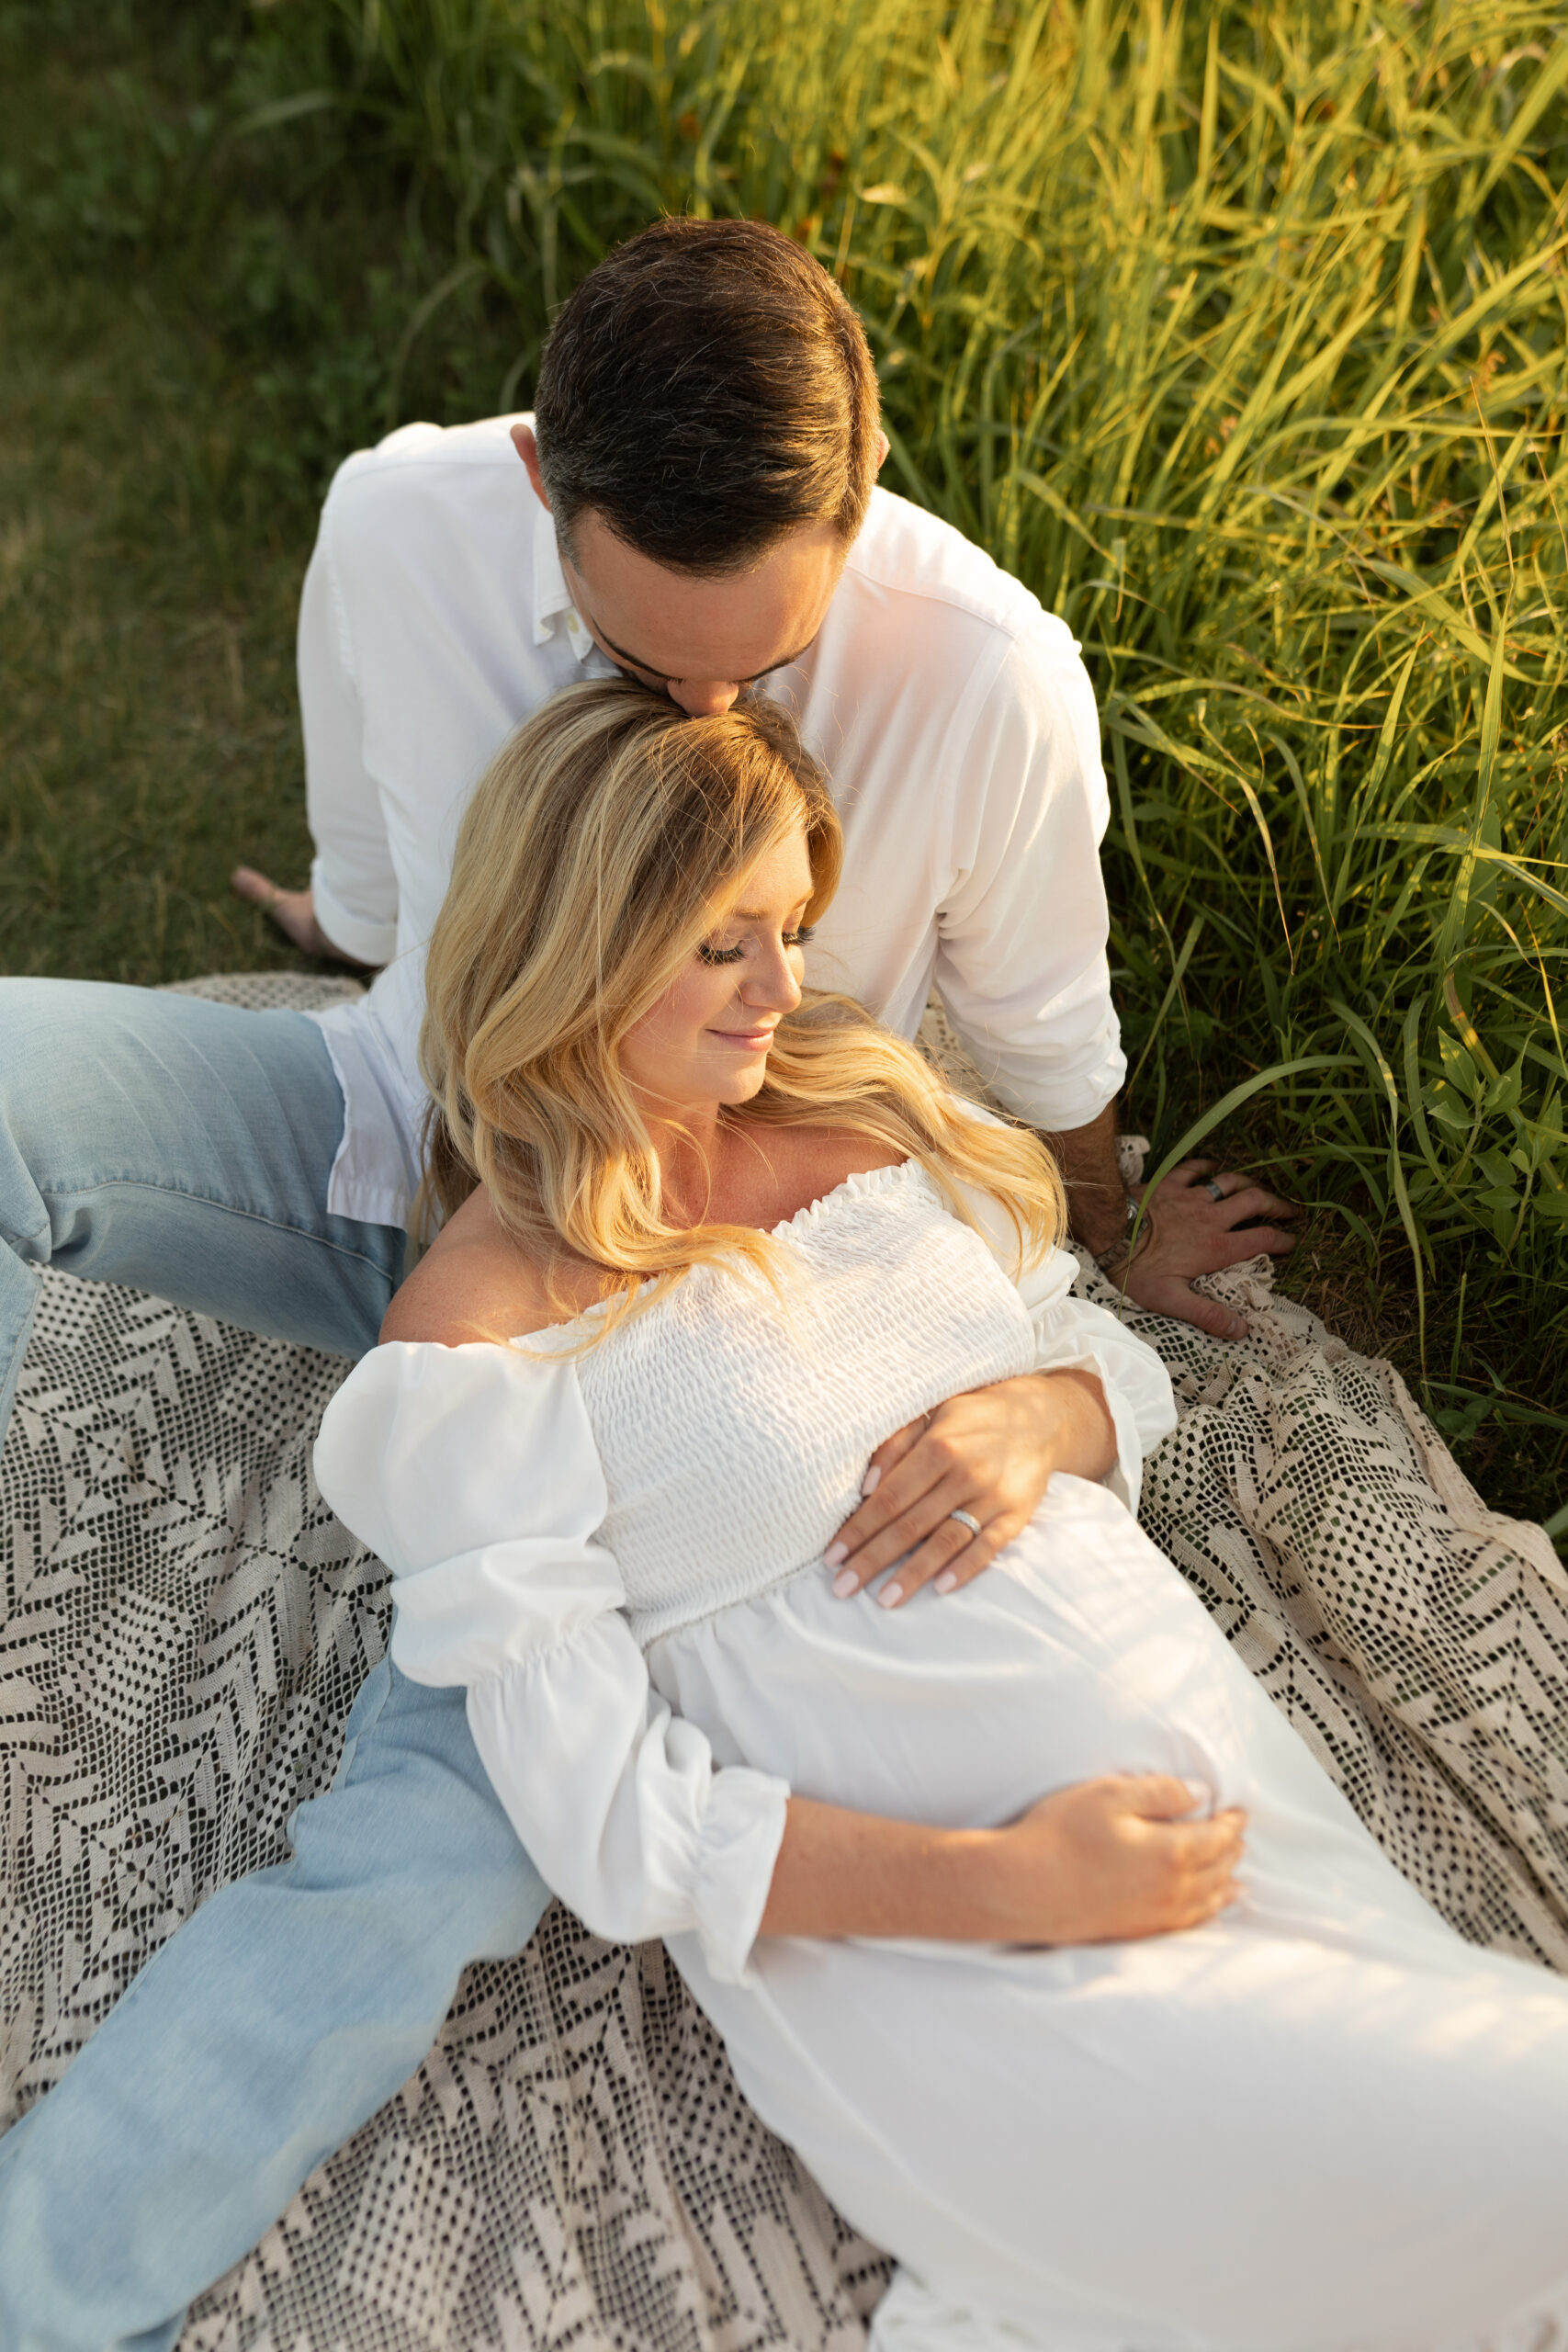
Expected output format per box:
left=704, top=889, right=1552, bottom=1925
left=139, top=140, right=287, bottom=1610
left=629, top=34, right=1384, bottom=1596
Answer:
left=379, top=1190, right=559, bottom=1348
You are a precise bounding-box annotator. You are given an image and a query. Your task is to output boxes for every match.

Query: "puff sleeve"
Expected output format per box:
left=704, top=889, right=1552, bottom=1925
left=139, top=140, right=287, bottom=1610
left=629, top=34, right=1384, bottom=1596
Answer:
left=314, top=1341, right=789, bottom=1984
left=947, top=1144, right=1178, bottom=1513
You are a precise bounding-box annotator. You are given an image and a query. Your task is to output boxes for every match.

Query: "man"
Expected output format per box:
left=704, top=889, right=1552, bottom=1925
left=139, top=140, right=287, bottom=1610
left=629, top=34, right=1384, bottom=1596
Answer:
left=0, top=219, right=1289, bottom=2346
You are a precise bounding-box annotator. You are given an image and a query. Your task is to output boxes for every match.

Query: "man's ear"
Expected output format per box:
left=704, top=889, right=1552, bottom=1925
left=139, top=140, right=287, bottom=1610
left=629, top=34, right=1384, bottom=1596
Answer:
left=510, top=422, right=552, bottom=510
left=874, top=428, right=891, bottom=473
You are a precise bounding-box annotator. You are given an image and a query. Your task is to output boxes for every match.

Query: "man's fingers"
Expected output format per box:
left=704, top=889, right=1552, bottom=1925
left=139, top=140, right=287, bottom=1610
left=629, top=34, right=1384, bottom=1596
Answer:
left=1158, top=1158, right=1218, bottom=1191
left=1211, top=1223, right=1295, bottom=1263
left=1211, top=1182, right=1295, bottom=1227
left=1176, top=1288, right=1249, bottom=1341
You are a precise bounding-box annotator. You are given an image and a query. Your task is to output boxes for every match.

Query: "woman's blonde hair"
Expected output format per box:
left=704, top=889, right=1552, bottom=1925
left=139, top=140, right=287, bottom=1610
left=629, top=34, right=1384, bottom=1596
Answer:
left=421, top=677, right=1065, bottom=1335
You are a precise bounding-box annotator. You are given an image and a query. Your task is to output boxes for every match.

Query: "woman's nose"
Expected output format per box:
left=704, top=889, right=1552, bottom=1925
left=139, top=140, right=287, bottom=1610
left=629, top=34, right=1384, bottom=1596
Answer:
left=741, top=942, right=803, bottom=1012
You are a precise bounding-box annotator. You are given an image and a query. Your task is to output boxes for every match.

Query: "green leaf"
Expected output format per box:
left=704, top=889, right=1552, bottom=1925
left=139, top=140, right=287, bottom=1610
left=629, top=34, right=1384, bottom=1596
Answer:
left=1438, top=1032, right=1480, bottom=1099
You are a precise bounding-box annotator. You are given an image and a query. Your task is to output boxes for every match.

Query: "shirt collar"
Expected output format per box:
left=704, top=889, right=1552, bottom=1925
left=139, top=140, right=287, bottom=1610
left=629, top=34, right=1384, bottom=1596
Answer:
left=531, top=503, right=596, bottom=666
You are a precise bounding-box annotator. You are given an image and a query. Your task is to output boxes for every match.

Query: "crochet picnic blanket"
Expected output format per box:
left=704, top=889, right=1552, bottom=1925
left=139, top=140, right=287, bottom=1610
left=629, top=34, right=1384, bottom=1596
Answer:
left=3, top=972, right=1565, bottom=2352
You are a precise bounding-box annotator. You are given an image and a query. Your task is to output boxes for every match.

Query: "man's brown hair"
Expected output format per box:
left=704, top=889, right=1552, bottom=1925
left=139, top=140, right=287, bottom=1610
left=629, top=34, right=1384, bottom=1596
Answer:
left=533, top=217, right=882, bottom=575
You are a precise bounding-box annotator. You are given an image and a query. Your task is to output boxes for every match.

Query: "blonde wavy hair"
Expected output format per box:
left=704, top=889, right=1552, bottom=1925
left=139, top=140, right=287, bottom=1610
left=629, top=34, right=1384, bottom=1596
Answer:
left=421, top=677, right=1065, bottom=1335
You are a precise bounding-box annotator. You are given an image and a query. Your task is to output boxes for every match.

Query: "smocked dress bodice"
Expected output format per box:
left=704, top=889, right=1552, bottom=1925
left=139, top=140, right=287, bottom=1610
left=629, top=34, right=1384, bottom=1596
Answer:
left=566, top=1162, right=1037, bottom=1644
left=315, top=1158, right=1177, bottom=1984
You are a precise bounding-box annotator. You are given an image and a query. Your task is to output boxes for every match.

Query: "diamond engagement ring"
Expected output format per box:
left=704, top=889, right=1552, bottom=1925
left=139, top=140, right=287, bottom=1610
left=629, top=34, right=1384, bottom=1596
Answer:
left=949, top=1509, right=982, bottom=1538
left=1203, top=1177, right=1225, bottom=1201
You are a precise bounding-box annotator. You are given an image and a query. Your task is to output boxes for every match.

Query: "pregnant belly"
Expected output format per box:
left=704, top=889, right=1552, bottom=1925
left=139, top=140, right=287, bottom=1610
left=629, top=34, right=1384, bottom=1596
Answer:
left=648, top=1474, right=1258, bottom=1830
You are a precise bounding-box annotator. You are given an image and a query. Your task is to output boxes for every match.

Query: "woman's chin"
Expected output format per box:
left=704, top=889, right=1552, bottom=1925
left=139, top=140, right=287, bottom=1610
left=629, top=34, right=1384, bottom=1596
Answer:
left=715, top=1057, right=771, bottom=1106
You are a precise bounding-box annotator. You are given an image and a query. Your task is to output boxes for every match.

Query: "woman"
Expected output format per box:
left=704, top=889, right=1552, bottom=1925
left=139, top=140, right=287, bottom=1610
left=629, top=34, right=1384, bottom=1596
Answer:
left=316, top=679, right=1568, bottom=2352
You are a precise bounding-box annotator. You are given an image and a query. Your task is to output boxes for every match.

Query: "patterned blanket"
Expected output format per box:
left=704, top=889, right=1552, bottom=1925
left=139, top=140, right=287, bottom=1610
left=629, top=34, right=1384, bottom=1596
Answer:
left=3, top=973, right=1564, bottom=2350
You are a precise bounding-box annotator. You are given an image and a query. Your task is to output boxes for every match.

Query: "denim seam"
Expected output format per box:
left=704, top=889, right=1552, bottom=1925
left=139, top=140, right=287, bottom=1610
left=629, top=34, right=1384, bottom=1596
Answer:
left=33, top=1179, right=400, bottom=1275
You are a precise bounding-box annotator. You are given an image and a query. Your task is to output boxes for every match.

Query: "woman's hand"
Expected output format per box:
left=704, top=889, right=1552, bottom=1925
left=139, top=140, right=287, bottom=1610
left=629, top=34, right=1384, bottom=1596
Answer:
left=760, top=1777, right=1246, bottom=1945
left=980, top=1775, right=1247, bottom=1944
left=824, top=1368, right=1116, bottom=1608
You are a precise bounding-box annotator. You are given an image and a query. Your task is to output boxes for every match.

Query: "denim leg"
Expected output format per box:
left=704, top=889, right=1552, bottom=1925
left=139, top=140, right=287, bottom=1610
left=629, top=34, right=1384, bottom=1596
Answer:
left=0, top=978, right=408, bottom=1442
left=0, top=981, right=543, bottom=2345
left=0, top=1661, right=551, bottom=2352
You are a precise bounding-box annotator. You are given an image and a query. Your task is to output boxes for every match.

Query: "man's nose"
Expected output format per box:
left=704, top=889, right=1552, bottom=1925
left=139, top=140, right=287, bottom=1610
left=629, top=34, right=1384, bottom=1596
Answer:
left=668, top=677, right=741, bottom=717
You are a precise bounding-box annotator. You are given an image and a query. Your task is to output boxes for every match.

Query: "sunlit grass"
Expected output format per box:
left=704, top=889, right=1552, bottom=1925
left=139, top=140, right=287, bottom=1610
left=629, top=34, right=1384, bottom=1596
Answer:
left=242, top=0, right=1568, bottom=1494
left=6, top=0, right=1568, bottom=1513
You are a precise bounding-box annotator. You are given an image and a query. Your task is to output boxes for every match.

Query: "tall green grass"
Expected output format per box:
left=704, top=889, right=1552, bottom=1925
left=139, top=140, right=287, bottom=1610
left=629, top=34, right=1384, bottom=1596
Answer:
left=88, top=0, right=1568, bottom=1495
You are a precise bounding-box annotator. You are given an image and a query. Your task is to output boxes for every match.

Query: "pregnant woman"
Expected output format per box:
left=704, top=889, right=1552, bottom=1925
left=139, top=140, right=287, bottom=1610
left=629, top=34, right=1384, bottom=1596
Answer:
left=315, top=678, right=1568, bottom=2352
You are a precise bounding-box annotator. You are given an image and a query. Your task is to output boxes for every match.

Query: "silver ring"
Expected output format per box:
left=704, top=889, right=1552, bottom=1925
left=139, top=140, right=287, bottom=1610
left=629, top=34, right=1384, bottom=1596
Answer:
left=1203, top=1178, right=1225, bottom=1202
left=949, top=1509, right=982, bottom=1539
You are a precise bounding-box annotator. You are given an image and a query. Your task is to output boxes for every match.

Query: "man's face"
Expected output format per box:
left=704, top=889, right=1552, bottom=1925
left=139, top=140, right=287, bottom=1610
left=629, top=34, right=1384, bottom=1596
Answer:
left=561, top=510, right=846, bottom=716
left=513, top=421, right=877, bottom=715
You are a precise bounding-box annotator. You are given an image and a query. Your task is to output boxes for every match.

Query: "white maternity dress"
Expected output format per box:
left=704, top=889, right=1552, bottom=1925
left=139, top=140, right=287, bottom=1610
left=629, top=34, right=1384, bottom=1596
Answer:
left=315, top=1159, right=1568, bottom=2352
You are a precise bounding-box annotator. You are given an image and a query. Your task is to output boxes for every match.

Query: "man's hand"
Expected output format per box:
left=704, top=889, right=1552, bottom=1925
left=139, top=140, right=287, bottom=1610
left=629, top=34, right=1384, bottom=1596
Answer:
left=1108, top=1158, right=1296, bottom=1342
left=231, top=868, right=366, bottom=966
left=823, top=1368, right=1116, bottom=1610
left=1049, top=1107, right=1296, bottom=1342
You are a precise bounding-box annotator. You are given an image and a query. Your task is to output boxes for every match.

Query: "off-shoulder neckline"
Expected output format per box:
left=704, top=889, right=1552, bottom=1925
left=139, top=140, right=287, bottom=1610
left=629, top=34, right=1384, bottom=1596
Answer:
left=507, top=1156, right=923, bottom=1349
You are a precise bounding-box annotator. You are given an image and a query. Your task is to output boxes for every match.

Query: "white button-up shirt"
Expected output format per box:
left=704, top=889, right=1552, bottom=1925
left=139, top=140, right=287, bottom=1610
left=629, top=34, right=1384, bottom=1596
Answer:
left=298, top=413, right=1125, bottom=1227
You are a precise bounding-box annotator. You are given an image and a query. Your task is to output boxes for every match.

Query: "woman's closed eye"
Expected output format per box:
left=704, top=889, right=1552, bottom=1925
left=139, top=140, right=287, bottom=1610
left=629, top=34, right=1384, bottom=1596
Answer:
left=698, top=925, right=814, bottom=967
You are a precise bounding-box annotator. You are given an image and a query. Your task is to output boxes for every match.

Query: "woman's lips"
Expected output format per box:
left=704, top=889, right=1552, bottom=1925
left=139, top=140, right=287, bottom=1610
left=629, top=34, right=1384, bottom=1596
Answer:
left=708, top=1025, right=777, bottom=1050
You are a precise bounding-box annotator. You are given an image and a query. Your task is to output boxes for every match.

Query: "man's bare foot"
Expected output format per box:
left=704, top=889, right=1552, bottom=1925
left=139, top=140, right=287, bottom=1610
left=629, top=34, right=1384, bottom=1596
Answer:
left=231, top=867, right=366, bottom=966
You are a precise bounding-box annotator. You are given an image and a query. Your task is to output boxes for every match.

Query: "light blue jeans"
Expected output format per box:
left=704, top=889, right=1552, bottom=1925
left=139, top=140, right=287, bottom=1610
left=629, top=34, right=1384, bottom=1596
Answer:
left=0, top=981, right=550, bottom=2352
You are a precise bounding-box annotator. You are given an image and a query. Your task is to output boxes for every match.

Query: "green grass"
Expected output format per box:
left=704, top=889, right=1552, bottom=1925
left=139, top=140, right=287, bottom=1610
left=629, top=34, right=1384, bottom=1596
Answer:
left=0, top=14, right=317, bottom=983
left=4, top=0, right=1568, bottom=1522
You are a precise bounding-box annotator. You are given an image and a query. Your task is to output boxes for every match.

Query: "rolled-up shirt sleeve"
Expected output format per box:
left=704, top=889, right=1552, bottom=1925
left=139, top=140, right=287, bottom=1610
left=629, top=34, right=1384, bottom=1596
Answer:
left=313, top=1340, right=789, bottom=1984
left=298, top=495, right=401, bottom=969
left=934, top=623, right=1125, bottom=1135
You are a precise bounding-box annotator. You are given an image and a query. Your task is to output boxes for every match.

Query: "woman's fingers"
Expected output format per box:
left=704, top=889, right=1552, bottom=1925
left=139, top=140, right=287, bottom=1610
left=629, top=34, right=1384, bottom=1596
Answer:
left=829, top=1440, right=1023, bottom=1607
left=876, top=1505, right=1031, bottom=1609
left=998, top=1778, right=1247, bottom=1943
left=832, top=1468, right=977, bottom=1600
left=827, top=1428, right=965, bottom=1584
left=1119, top=1772, right=1216, bottom=1820
left=856, top=1414, right=931, bottom=1498
left=928, top=1508, right=1028, bottom=1598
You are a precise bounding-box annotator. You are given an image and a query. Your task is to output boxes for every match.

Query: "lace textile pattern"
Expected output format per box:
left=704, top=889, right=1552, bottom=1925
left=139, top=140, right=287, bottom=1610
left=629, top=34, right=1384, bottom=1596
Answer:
left=1, top=977, right=1565, bottom=2349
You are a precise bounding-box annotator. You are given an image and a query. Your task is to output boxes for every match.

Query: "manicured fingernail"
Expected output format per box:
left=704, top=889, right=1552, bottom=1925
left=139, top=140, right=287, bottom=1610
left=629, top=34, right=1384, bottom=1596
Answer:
left=933, top=1569, right=958, bottom=1595
left=824, top=1541, right=848, bottom=1567
left=861, top=1464, right=881, bottom=1496
left=832, top=1567, right=859, bottom=1599
left=877, top=1581, right=903, bottom=1609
